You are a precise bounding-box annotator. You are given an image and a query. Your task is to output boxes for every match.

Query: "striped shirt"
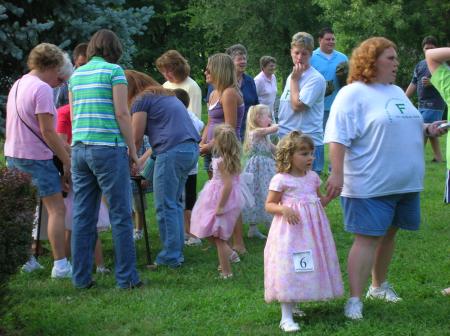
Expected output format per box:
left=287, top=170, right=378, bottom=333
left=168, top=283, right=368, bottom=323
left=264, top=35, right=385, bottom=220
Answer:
left=69, top=56, right=127, bottom=146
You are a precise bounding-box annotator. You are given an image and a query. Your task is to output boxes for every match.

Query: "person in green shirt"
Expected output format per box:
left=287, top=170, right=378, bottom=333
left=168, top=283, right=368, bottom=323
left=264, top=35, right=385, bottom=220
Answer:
left=426, top=47, right=450, bottom=296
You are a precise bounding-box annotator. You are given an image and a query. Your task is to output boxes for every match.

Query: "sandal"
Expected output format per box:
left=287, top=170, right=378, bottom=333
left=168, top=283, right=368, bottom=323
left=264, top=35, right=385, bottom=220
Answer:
left=218, top=250, right=241, bottom=271
left=279, top=320, right=300, bottom=333
left=292, top=306, right=306, bottom=317
left=218, top=273, right=233, bottom=280
left=441, top=287, right=450, bottom=296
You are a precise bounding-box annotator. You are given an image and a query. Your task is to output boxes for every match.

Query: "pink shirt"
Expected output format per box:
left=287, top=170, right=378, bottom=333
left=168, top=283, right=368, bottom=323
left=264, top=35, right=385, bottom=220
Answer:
left=4, top=74, right=56, bottom=160
left=254, top=71, right=277, bottom=114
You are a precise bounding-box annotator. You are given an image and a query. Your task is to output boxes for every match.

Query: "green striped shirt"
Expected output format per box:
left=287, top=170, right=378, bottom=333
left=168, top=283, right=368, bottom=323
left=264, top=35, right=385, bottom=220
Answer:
left=69, top=56, right=127, bottom=146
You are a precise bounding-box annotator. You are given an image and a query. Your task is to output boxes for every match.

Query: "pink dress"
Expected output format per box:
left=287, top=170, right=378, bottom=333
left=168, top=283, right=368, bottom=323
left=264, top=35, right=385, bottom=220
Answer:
left=191, top=157, right=253, bottom=240
left=264, top=172, right=343, bottom=303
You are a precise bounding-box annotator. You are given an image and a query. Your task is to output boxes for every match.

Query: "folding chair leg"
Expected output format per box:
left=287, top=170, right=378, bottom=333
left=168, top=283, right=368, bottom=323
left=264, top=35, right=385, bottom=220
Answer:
left=134, top=177, right=152, bottom=265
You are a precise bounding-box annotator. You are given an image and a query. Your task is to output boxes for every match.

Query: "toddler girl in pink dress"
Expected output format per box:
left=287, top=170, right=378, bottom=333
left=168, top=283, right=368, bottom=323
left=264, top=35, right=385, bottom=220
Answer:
left=264, top=131, right=343, bottom=332
left=191, top=124, right=253, bottom=279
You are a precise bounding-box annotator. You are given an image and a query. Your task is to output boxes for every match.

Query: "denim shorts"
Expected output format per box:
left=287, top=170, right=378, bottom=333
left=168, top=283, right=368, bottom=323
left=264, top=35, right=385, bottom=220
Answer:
left=6, top=157, right=61, bottom=197
left=419, top=108, right=444, bottom=123
left=341, top=192, right=421, bottom=236
left=312, top=145, right=324, bottom=175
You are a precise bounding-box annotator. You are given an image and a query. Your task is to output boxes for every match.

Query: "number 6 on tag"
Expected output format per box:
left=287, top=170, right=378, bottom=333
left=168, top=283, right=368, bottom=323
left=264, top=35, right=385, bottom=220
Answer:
left=293, top=250, right=314, bottom=272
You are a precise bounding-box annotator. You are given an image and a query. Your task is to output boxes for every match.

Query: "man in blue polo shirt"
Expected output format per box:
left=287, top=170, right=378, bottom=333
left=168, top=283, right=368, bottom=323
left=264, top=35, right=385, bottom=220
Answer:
left=311, top=27, right=348, bottom=130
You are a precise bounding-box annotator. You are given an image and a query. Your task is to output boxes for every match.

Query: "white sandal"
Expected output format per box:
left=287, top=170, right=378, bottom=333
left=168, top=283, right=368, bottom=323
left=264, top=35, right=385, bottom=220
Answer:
left=279, top=320, right=300, bottom=333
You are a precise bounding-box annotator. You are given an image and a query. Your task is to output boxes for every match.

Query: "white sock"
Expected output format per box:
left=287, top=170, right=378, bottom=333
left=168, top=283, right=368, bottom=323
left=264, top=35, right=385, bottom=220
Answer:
left=280, top=302, right=294, bottom=322
left=54, top=258, right=68, bottom=269
left=348, top=296, right=361, bottom=303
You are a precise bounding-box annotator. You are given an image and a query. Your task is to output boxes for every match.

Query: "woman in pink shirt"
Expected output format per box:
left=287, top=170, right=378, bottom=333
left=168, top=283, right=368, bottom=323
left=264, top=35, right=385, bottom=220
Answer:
left=4, top=43, right=73, bottom=278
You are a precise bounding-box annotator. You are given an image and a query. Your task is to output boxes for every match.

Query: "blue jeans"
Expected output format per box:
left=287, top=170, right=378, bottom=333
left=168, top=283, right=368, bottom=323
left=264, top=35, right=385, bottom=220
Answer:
left=312, top=145, right=324, bottom=175
left=71, top=144, right=139, bottom=288
left=153, top=141, right=199, bottom=267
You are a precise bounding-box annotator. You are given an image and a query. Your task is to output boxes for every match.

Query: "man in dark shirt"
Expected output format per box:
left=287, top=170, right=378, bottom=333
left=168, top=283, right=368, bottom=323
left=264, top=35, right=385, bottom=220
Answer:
left=406, top=36, right=445, bottom=162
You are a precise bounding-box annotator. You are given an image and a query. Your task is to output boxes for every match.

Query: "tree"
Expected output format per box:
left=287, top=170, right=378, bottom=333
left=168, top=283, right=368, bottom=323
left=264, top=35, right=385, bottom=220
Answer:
left=0, top=0, right=153, bottom=95
left=188, top=0, right=323, bottom=84
left=313, top=0, right=450, bottom=88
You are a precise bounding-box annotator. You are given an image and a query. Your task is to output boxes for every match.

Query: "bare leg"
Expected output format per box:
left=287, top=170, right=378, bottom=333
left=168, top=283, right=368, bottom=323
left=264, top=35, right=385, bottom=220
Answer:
left=347, top=234, right=380, bottom=298
left=94, top=238, right=104, bottom=267
left=42, top=193, right=66, bottom=260
left=232, top=214, right=246, bottom=254
left=134, top=210, right=143, bottom=231
left=371, top=226, right=398, bottom=287
left=184, top=209, right=192, bottom=239
left=65, top=230, right=71, bottom=258
left=429, top=136, right=443, bottom=162
left=215, top=238, right=231, bottom=275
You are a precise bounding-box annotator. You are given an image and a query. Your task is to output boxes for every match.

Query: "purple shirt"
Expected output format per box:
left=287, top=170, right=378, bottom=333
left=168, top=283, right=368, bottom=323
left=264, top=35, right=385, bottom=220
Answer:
left=4, top=74, right=56, bottom=160
left=206, top=100, right=245, bottom=143
left=131, top=94, right=200, bottom=155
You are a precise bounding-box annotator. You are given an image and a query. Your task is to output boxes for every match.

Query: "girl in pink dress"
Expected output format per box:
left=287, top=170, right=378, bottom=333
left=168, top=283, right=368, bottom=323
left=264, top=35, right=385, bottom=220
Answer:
left=264, top=131, right=343, bottom=333
left=191, top=124, right=253, bottom=279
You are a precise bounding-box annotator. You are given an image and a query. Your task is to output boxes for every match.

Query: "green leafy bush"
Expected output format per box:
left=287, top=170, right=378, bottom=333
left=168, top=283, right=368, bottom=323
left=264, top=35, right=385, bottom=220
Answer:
left=0, top=167, right=36, bottom=316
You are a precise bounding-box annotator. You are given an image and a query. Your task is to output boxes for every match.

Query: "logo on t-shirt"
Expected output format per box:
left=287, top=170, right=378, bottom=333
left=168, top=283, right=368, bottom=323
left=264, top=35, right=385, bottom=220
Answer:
left=384, top=98, right=420, bottom=123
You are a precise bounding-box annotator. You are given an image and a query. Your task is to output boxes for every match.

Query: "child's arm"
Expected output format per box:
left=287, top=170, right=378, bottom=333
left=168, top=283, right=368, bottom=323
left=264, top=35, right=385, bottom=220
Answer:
left=317, top=186, right=331, bottom=207
left=252, top=124, right=279, bottom=137
left=265, top=190, right=300, bottom=225
left=216, top=161, right=233, bottom=215
left=138, top=148, right=153, bottom=168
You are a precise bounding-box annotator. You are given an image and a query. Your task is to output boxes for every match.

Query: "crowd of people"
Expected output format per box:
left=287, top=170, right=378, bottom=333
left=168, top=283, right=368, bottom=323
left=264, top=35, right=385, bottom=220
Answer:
left=3, top=27, right=449, bottom=333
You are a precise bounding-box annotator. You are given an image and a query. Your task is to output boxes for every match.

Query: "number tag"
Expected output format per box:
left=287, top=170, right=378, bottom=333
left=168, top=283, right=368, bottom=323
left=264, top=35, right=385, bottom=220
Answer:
left=293, top=250, right=314, bottom=273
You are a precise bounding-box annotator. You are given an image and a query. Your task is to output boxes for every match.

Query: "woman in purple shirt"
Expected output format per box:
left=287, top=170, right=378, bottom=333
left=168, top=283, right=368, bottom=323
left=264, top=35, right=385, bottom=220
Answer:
left=128, top=70, right=200, bottom=268
left=199, top=53, right=246, bottom=254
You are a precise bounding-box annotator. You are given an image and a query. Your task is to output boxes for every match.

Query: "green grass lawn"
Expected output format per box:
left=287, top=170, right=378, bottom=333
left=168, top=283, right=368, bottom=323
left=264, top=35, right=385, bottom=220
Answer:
left=1, top=140, right=449, bottom=336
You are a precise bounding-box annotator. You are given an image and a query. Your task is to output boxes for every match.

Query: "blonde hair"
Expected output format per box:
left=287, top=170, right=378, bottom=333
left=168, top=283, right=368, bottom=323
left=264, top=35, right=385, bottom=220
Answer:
left=348, top=37, right=397, bottom=84
left=243, top=104, right=271, bottom=154
left=275, top=131, right=314, bottom=173
left=213, top=124, right=241, bottom=175
left=27, top=43, right=65, bottom=72
left=291, top=32, right=314, bottom=53
left=207, top=53, right=238, bottom=93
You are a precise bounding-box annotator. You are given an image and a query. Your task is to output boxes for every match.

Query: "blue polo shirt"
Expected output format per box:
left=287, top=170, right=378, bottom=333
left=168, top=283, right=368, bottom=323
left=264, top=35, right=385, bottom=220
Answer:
left=311, top=48, right=348, bottom=111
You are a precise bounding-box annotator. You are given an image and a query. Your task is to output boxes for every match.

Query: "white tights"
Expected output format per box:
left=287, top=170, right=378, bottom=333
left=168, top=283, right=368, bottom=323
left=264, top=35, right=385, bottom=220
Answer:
left=280, top=302, right=294, bottom=322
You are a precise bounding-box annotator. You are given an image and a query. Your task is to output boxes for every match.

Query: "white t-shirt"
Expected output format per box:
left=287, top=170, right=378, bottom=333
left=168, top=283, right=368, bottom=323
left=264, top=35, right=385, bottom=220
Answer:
left=163, top=77, right=202, bottom=118
left=324, top=82, right=424, bottom=198
left=278, top=67, right=325, bottom=145
left=187, top=110, right=204, bottom=175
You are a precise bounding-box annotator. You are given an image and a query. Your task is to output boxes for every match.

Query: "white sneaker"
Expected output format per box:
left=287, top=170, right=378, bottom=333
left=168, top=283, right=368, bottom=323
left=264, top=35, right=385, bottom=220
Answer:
left=133, top=229, right=143, bottom=241
left=366, top=281, right=402, bottom=302
left=185, top=237, right=202, bottom=246
left=279, top=320, right=300, bottom=332
left=344, top=298, right=363, bottom=320
left=51, top=261, right=72, bottom=279
left=248, top=227, right=267, bottom=239
left=96, top=266, right=111, bottom=274
left=21, top=256, right=44, bottom=273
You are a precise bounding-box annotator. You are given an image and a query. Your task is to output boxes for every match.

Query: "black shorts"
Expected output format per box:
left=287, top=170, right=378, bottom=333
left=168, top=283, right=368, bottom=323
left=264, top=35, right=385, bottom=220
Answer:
left=185, top=174, right=197, bottom=210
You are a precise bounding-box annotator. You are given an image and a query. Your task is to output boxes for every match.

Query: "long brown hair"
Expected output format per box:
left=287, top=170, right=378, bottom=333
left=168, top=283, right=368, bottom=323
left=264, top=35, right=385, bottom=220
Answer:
left=124, top=69, right=172, bottom=108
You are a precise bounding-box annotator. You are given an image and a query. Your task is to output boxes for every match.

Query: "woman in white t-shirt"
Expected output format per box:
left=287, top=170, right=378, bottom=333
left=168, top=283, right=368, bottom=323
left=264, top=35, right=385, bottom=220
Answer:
left=324, top=37, right=446, bottom=320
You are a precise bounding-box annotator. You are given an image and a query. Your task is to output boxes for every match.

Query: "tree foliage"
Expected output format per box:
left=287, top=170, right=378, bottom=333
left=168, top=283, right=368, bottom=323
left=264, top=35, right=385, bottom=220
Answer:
left=188, top=0, right=323, bottom=83
left=314, top=0, right=450, bottom=87
left=0, top=0, right=153, bottom=94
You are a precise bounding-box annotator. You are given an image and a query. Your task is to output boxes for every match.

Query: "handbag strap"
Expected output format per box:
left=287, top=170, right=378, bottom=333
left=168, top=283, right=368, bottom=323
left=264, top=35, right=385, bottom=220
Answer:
left=14, top=78, right=53, bottom=152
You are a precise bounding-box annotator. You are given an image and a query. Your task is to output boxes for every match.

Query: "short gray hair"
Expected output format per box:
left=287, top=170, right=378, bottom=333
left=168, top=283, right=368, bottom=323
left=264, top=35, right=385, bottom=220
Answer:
left=225, top=44, right=247, bottom=60
left=58, top=52, right=74, bottom=81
